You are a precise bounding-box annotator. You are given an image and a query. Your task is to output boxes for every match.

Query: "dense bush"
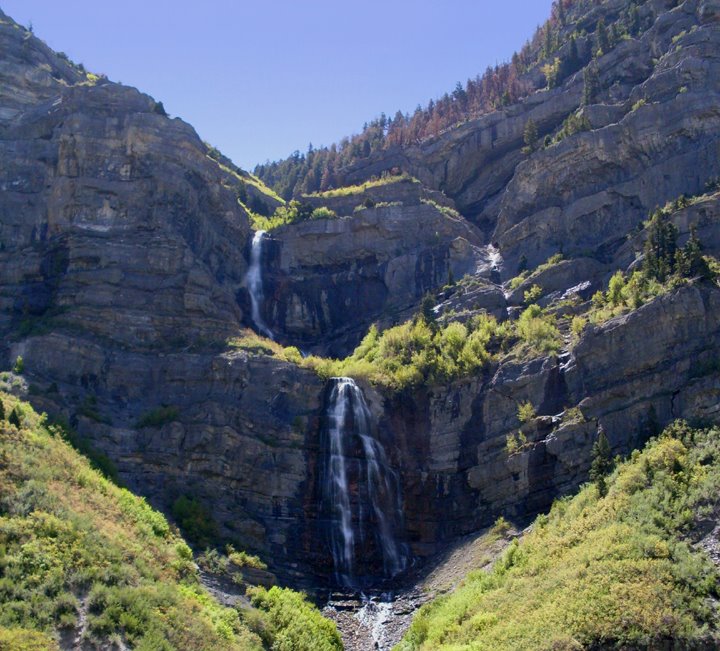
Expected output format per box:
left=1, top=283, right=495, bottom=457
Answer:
left=249, top=200, right=337, bottom=231
left=397, top=421, right=720, bottom=650
left=135, top=406, right=179, bottom=429
left=171, top=495, right=218, bottom=547
left=303, top=313, right=510, bottom=390
left=247, top=586, right=342, bottom=651
left=515, top=304, right=562, bottom=354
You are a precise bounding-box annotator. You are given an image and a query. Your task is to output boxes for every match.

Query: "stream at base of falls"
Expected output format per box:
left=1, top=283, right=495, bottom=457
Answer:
left=323, top=589, right=429, bottom=651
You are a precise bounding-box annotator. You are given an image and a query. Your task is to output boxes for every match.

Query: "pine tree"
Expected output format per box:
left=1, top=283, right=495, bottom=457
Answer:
left=595, top=19, right=610, bottom=56
left=8, top=407, right=21, bottom=429
left=523, top=118, right=539, bottom=153
left=675, top=225, right=709, bottom=279
left=421, top=294, right=438, bottom=330
left=589, top=430, right=613, bottom=497
left=569, top=35, right=579, bottom=68
left=643, top=209, right=678, bottom=282
left=0, top=399, right=4, bottom=421
left=518, top=255, right=528, bottom=274
left=582, top=63, right=600, bottom=106
left=629, top=4, right=641, bottom=36
left=558, top=35, right=582, bottom=82
left=544, top=25, right=554, bottom=59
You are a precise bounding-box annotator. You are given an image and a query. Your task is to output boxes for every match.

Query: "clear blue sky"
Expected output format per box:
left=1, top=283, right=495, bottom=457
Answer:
left=2, top=1, right=553, bottom=170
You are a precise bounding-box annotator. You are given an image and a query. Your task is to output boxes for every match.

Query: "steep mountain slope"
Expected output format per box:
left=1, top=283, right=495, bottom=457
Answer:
left=0, top=391, right=341, bottom=650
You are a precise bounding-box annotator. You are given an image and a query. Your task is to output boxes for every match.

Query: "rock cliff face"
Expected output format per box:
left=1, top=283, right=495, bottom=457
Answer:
left=2, top=0, right=720, bottom=595
left=0, top=14, right=259, bottom=349
left=0, top=9, right=326, bottom=583
left=255, top=181, right=495, bottom=356
left=340, top=0, right=720, bottom=271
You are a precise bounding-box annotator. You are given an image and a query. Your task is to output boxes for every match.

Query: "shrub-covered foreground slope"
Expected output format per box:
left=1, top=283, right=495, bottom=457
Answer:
left=0, top=393, right=341, bottom=651
left=397, top=422, right=720, bottom=650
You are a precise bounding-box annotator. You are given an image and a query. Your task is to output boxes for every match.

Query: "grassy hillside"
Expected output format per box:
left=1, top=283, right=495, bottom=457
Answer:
left=396, top=421, right=720, bottom=650
left=0, top=393, right=341, bottom=651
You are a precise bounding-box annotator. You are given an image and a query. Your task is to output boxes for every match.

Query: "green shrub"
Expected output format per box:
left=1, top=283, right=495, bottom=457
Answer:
left=515, top=305, right=562, bottom=355
left=553, top=111, right=591, bottom=144
left=51, top=420, right=121, bottom=485
left=505, top=431, right=528, bottom=456
left=135, top=406, right=179, bottom=429
left=570, top=315, right=587, bottom=340
left=517, top=401, right=536, bottom=423
left=0, top=627, right=57, bottom=650
left=171, top=496, right=218, bottom=547
left=562, top=406, right=585, bottom=425
left=305, top=172, right=416, bottom=198
left=509, top=272, right=529, bottom=290
left=0, top=393, right=271, bottom=650
left=302, top=313, right=509, bottom=390
left=523, top=284, right=543, bottom=304
left=247, top=586, right=342, bottom=651
left=226, top=546, right=267, bottom=570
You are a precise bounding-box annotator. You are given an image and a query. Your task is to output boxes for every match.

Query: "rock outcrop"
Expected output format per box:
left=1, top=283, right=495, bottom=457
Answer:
left=377, top=283, right=720, bottom=558
left=256, top=184, right=495, bottom=356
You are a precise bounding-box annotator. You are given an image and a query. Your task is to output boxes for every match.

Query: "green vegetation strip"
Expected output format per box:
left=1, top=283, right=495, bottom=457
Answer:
left=231, top=297, right=562, bottom=392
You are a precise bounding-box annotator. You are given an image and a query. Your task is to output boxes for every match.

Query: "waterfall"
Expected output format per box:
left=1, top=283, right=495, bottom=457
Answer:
left=325, top=379, right=356, bottom=585
left=322, top=377, right=408, bottom=587
left=246, top=230, right=274, bottom=339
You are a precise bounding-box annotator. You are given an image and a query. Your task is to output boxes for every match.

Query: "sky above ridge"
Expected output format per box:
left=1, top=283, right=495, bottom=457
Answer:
left=3, top=1, right=553, bottom=170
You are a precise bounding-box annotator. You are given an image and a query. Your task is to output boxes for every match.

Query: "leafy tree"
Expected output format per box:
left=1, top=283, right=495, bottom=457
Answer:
left=542, top=57, right=562, bottom=89
left=607, top=271, right=625, bottom=306
left=171, top=496, right=218, bottom=547
left=517, top=401, right=536, bottom=423
left=589, top=430, right=613, bottom=497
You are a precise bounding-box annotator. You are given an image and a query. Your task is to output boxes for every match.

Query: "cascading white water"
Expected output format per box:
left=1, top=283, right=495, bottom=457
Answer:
left=325, top=379, right=356, bottom=585
left=322, top=377, right=408, bottom=587
left=246, top=230, right=274, bottom=339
